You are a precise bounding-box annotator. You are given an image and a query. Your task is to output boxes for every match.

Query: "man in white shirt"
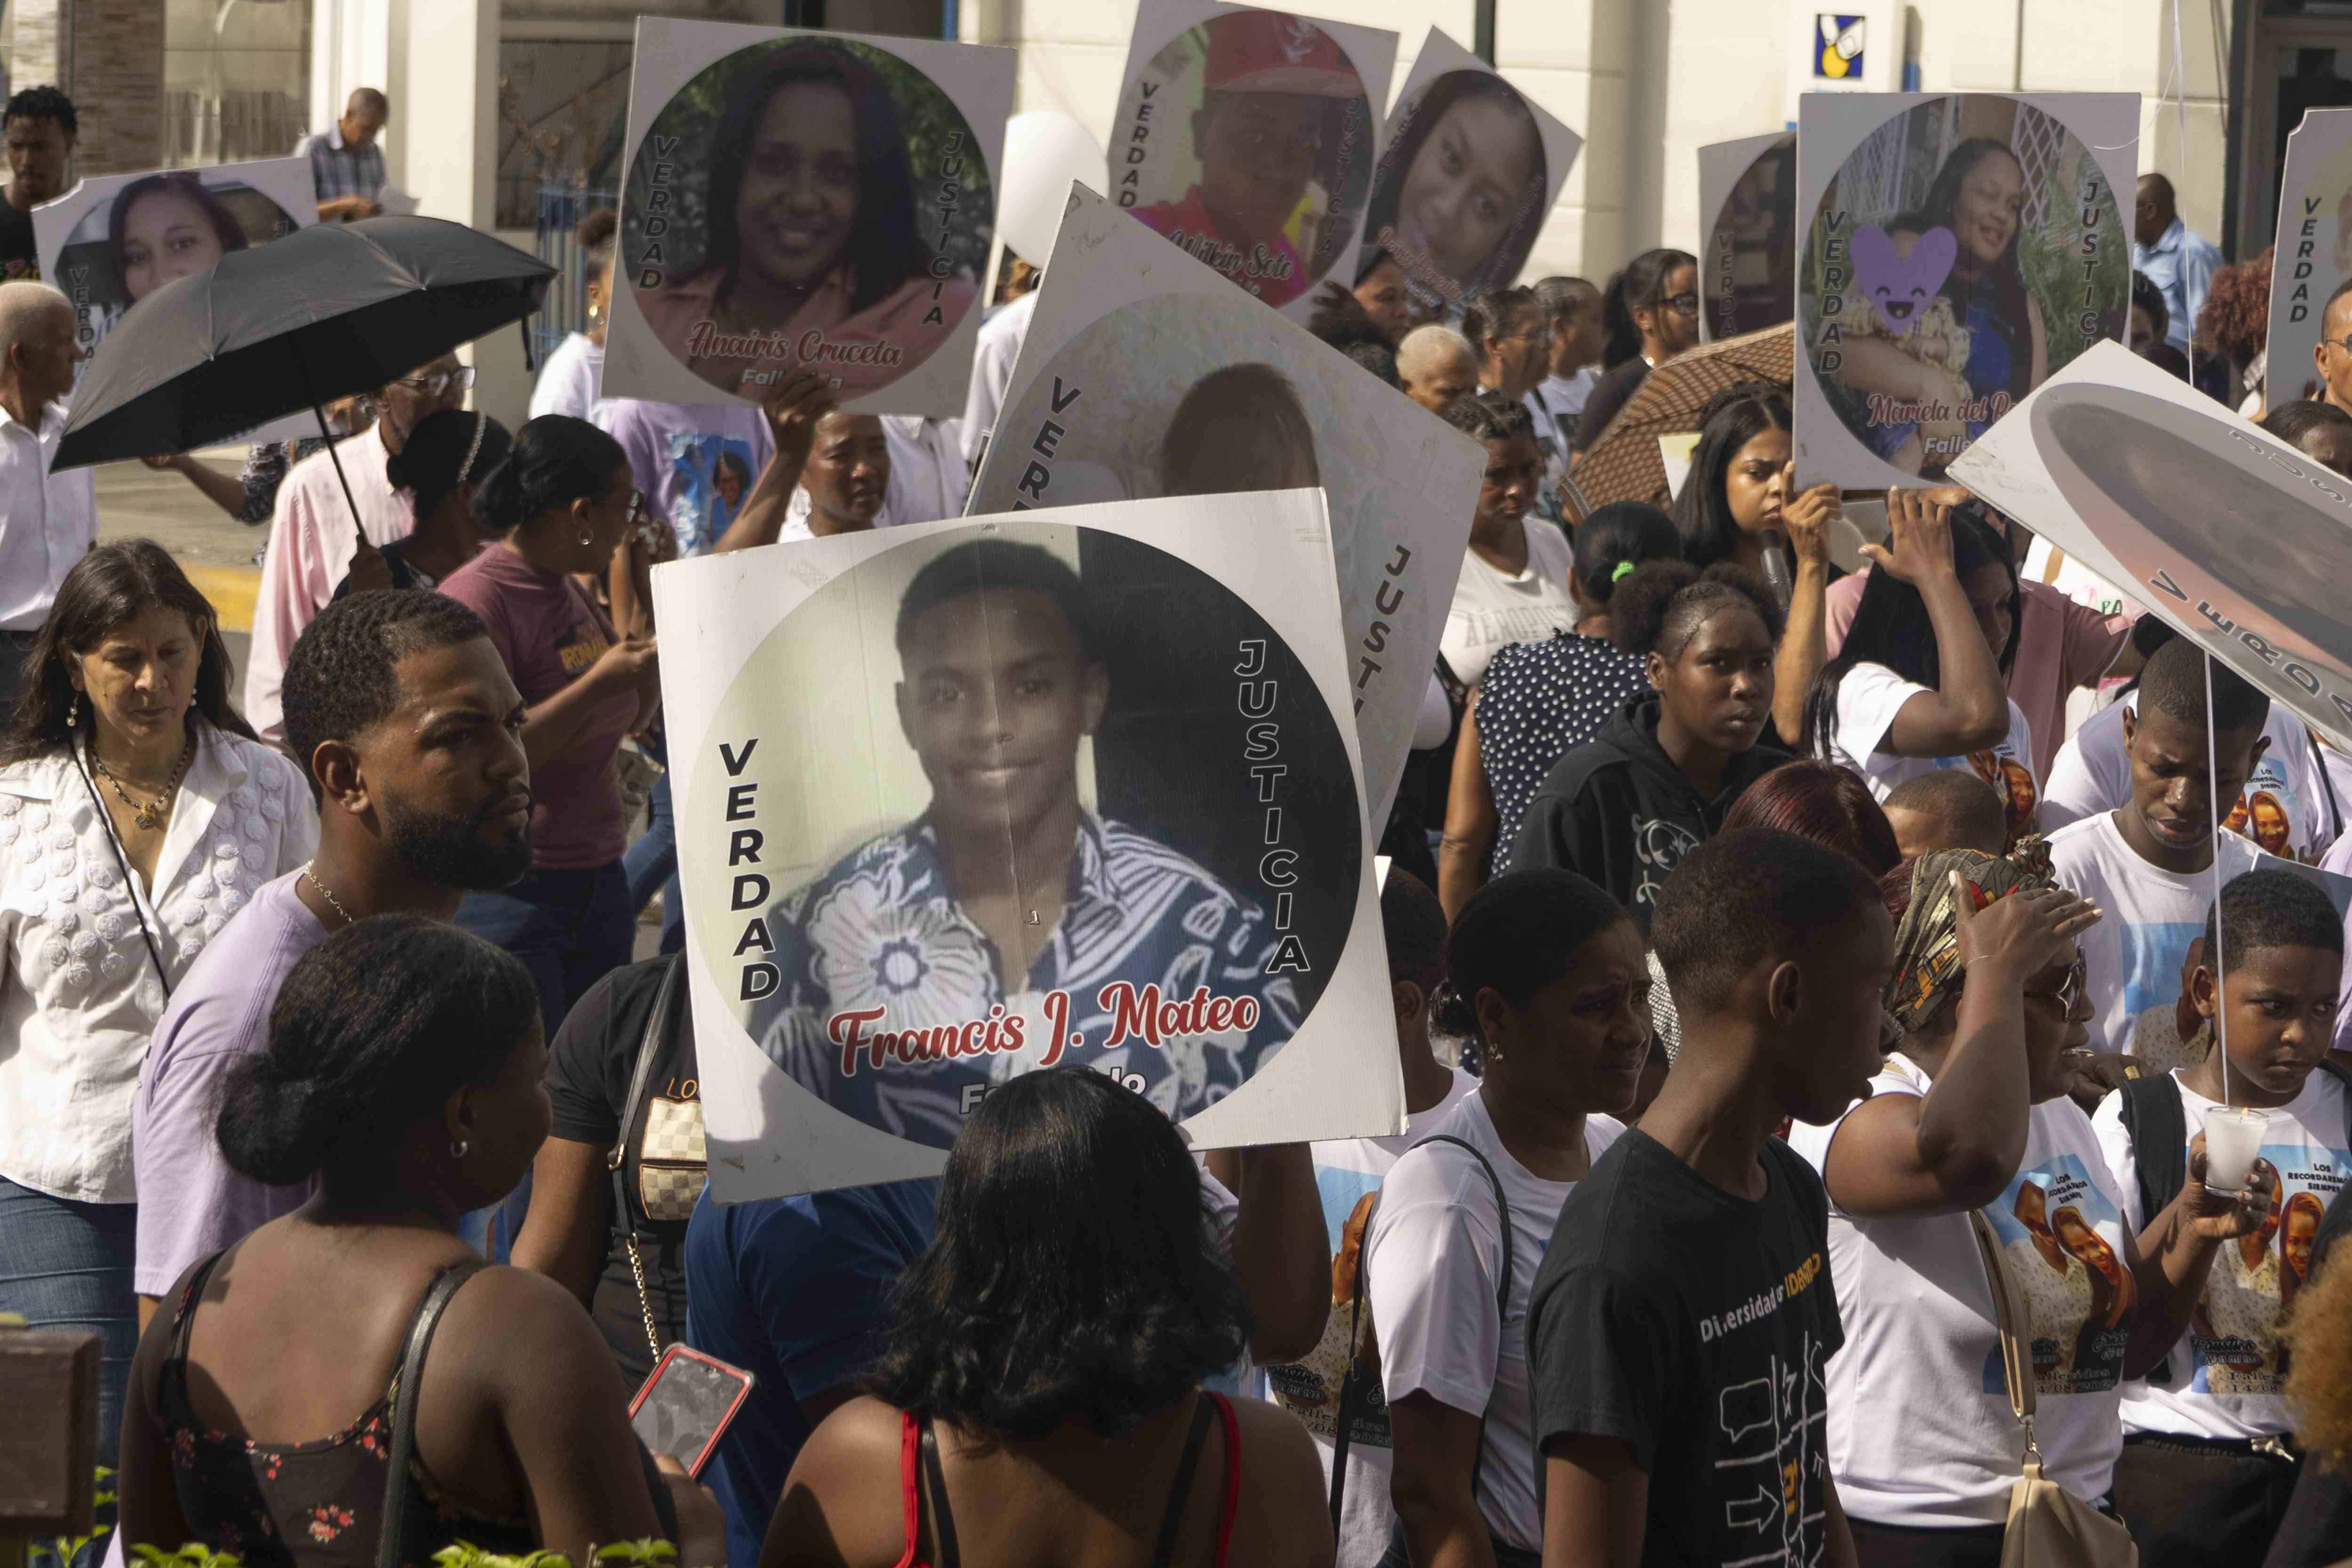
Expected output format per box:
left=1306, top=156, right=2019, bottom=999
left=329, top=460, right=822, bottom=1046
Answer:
left=0, top=282, right=92, bottom=704
left=1395, top=325, right=1479, bottom=417
left=958, top=284, right=1038, bottom=474
left=2049, top=638, right=2272, bottom=1063
left=881, top=414, right=964, bottom=524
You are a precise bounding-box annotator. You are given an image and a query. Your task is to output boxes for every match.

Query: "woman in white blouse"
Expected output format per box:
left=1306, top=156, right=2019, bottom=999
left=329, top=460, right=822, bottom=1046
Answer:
left=0, top=541, right=316, bottom=1457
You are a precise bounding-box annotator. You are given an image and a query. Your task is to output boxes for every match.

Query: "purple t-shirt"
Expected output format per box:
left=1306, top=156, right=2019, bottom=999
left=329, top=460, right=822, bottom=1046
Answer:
left=438, top=546, right=637, bottom=870
left=594, top=399, right=772, bottom=558
left=130, top=870, right=326, bottom=1294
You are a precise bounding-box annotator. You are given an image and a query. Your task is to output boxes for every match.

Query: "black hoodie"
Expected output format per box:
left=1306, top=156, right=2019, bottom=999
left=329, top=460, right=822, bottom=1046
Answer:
left=1506, top=694, right=1791, bottom=928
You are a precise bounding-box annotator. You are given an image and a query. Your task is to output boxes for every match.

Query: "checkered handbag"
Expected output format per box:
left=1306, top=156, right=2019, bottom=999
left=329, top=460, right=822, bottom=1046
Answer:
left=636, top=1094, right=706, bottom=1226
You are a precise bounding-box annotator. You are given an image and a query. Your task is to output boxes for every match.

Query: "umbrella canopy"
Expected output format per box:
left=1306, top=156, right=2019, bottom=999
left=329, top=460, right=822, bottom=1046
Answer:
left=1569, top=321, right=1794, bottom=511
left=55, top=215, right=553, bottom=471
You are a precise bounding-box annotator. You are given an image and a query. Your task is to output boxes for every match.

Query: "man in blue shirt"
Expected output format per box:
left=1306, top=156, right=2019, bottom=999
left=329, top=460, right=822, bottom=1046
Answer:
left=683, top=1178, right=941, bottom=1568
left=2132, top=173, right=2223, bottom=356
left=297, top=88, right=389, bottom=223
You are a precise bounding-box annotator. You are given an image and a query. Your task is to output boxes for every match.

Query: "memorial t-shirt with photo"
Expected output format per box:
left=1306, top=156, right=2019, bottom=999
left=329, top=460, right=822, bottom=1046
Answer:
left=1366, top=1091, right=1625, bottom=1555
left=2047, top=812, right=2264, bottom=1061
left=1527, top=1130, right=1843, bottom=1566
left=2093, top=1068, right=2352, bottom=1441
left=1825, top=661, right=2040, bottom=843
left=1787, top=1057, right=2135, bottom=1527
left=1263, top=1067, right=1477, bottom=1568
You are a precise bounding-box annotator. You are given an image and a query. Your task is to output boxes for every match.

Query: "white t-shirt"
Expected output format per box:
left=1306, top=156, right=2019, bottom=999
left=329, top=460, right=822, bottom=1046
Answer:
left=1365, top=1092, right=1625, bottom=1554
left=2092, top=1068, right=2352, bottom=1440
left=1825, top=661, right=2041, bottom=843
left=2021, top=537, right=2139, bottom=620
left=1439, top=523, right=1577, bottom=690
left=1787, top=1057, right=2137, bottom=1528
left=1265, top=1070, right=1478, bottom=1568
left=2048, top=812, right=2265, bottom=1061
left=2041, top=690, right=2337, bottom=863
left=1530, top=368, right=1599, bottom=448
left=528, top=331, right=605, bottom=421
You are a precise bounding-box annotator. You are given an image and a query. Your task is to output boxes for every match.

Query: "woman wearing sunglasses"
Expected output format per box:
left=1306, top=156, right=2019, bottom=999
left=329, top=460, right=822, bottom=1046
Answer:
left=1571, top=248, right=1699, bottom=453
left=437, top=414, right=661, bottom=1035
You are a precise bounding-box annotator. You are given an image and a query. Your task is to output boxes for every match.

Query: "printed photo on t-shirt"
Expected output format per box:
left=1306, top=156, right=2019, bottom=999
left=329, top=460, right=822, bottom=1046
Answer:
left=1981, top=1155, right=2136, bottom=1396
left=2225, top=751, right=2304, bottom=862
left=667, top=432, right=761, bottom=556
left=2183, top=1143, right=2347, bottom=1394
left=1966, top=746, right=2038, bottom=844
left=1265, top=1166, right=1391, bottom=1449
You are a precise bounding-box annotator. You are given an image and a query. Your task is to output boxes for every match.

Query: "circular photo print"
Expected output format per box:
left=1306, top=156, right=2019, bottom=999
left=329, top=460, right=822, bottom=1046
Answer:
left=2031, top=382, right=2352, bottom=686
left=1798, top=96, right=2126, bottom=480
left=55, top=174, right=300, bottom=331
left=691, top=520, right=1361, bottom=1149
left=1703, top=134, right=1796, bottom=340
left=1367, top=70, right=1549, bottom=308
left=1113, top=9, right=1375, bottom=310
left=623, top=35, right=993, bottom=401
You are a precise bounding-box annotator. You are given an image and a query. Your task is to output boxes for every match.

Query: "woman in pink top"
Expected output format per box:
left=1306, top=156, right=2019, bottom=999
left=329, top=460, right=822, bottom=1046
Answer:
left=437, top=415, right=659, bottom=1035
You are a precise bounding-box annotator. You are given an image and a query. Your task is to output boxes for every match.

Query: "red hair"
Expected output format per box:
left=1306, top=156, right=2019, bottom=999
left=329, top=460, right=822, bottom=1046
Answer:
left=1722, top=761, right=1902, bottom=878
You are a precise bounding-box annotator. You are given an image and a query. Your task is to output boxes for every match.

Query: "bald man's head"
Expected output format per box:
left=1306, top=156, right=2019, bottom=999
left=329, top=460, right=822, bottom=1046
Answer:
left=1397, top=324, right=1479, bottom=417
left=0, top=281, right=78, bottom=416
left=341, top=88, right=389, bottom=149
left=2135, top=173, right=2177, bottom=247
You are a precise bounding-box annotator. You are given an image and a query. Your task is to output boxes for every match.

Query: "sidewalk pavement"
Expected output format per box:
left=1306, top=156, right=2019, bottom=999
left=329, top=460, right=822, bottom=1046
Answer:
left=94, top=450, right=263, bottom=633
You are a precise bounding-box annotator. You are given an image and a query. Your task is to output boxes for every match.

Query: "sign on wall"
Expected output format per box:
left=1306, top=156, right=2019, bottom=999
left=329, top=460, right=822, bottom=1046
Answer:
left=1782, top=4, right=1899, bottom=126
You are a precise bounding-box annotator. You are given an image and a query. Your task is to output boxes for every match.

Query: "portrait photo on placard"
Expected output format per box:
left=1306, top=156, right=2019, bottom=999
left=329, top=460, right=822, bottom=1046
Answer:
left=1700, top=133, right=1797, bottom=340
left=1797, top=94, right=2129, bottom=482
left=1112, top=7, right=1381, bottom=312
left=686, top=519, right=1362, bottom=1152
left=39, top=159, right=312, bottom=355
left=621, top=31, right=994, bottom=403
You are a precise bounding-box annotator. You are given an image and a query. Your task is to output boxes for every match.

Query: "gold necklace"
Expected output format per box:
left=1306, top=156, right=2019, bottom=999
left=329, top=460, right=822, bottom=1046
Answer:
left=90, top=732, right=194, bottom=832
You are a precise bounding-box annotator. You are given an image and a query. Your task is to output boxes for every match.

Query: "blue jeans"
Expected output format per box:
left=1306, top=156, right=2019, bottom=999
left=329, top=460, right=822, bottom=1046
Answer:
left=0, top=1174, right=137, bottom=1463
left=454, top=860, right=635, bottom=1039
left=623, top=770, right=683, bottom=956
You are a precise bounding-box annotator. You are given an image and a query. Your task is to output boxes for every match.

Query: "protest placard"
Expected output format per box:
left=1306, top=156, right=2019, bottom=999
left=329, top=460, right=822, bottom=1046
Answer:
left=35, top=158, right=318, bottom=441
left=1952, top=339, right=2352, bottom=753
left=1110, top=0, right=1395, bottom=324
left=2265, top=107, right=2352, bottom=407
left=1366, top=28, right=1579, bottom=316
left=651, top=490, right=1400, bottom=1199
left=1698, top=132, right=1796, bottom=342
left=1792, top=91, right=2136, bottom=489
left=964, top=184, right=1483, bottom=828
left=602, top=16, right=1013, bottom=416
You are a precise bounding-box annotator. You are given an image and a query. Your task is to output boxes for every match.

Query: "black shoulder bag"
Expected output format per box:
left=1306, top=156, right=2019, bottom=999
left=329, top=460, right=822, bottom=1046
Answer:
left=378, top=1260, right=490, bottom=1568
left=608, top=953, right=700, bottom=1362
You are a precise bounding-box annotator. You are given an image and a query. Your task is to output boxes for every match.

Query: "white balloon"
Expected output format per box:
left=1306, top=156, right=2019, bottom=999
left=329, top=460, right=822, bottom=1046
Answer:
left=996, top=110, right=1105, bottom=268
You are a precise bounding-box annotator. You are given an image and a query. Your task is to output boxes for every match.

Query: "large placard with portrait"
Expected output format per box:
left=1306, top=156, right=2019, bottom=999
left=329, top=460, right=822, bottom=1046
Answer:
left=1110, top=0, right=1395, bottom=324
left=35, top=157, right=318, bottom=442
left=602, top=16, right=1013, bottom=417
left=1952, top=340, right=2352, bottom=753
left=2265, top=106, right=2352, bottom=410
left=964, top=184, right=1483, bottom=829
left=1366, top=28, right=1579, bottom=318
left=652, top=490, right=1400, bottom=1199
left=1698, top=132, right=1796, bottom=342
left=1793, top=91, right=2137, bottom=488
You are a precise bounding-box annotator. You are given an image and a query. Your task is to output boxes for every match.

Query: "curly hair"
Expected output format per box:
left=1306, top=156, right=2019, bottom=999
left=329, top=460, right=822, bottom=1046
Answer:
left=2193, top=247, right=2273, bottom=365
left=3, top=86, right=75, bottom=136
left=1608, top=559, right=1784, bottom=660
left=281, top=589, right=491, bottom=777
left=2285, top=1224, right=2352, bottom=1465
left=867, top=1067, right=1251, bottom=1440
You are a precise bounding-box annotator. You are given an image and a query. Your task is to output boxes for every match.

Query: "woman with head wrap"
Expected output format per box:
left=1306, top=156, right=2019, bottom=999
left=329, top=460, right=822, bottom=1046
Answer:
left=1784, top=847, right=2270, bottom=1567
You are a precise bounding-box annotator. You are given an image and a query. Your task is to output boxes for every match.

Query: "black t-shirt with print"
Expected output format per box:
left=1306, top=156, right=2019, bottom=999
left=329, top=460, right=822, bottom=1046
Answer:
left=1529, top=1129, right=1843, bottom=1567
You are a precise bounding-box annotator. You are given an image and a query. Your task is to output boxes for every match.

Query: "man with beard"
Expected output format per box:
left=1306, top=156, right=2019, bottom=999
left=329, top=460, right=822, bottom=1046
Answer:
left=130, top=592, right=532, bottom=1320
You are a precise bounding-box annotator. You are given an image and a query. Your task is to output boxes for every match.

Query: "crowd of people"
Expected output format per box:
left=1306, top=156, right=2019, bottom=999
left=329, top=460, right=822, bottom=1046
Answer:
left=0, top=58, right=2350, bottom=1568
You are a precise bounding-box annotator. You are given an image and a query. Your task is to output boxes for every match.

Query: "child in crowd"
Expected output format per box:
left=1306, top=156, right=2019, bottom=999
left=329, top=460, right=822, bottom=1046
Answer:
left=1882, top=768, right=2010, bottom=860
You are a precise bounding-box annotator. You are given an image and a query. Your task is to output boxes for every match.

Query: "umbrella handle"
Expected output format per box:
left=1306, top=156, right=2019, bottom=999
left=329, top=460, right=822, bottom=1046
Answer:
left=314, top=401, right=369, bottom=556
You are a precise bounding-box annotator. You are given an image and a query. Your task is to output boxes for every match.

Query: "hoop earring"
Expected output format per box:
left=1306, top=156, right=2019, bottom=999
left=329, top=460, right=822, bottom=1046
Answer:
left=578, top=525, right=593, bottom=547
left=450, top=1138, right=469, bottom=1160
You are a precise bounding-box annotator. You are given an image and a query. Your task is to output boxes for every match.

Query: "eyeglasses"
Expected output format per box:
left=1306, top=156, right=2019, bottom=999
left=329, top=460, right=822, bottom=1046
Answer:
left=395, top=365, right=477, bottom=398
left=1661, top=293, right=1700, bottom=318
left=1493, top=327, right=1549, bottom=346
left=2026, top=955, right=2089, bottom=1015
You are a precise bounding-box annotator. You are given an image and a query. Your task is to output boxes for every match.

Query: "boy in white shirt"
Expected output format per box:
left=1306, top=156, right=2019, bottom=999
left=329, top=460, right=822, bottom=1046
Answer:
left=2050, top=638, right=2270, bottom=1065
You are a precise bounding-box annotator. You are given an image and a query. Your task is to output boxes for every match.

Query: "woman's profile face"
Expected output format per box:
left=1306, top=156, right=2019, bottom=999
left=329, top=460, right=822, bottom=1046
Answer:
left=1950, top=149, right=2025, bottom=271
left=2020, top=947, right=2091, bottom=1103
left=120, top=188, right=228, bottom=302
left=1398, top=93, right=1539, bottom=285
left=736, top=80, right=860, bottom=291
left=1962, top=560, right=2016, bottom=664
left=1724, top=425, right=1790, bottom=533
left=1639, top=262, right=1703, bottom=358
left=1352, top=257, right=1411, bottom=343
left=463, top=1020, right=554, bottom=1207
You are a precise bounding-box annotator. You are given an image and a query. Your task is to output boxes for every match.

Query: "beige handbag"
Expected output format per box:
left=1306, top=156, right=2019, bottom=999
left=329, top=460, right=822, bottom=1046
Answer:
left=1966, top=1211, right=2140, bottom=1568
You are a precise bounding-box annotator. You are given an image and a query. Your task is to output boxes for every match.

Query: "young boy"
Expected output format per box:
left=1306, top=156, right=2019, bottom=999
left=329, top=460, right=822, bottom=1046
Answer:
left=2092, top=869, right=2345, bottom=1567
left=2050, top=637, right=2270, bottom=1068
left=1883, top=769, right=2010, bottom=860
left=1527, top=827, right=1891, bottom=1567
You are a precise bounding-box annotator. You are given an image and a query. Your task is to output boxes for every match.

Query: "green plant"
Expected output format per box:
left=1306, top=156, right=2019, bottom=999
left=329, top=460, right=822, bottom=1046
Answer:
left=426, top=1540, right=680, bottom=1568
left=128, top=1547, right=240, bottom=1568
left=34, top=1465, right=116, bottom=1568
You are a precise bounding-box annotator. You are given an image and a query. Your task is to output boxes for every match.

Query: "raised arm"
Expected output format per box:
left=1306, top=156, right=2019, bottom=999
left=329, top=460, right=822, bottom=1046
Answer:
left=1773, top=469, right=1839, bottom=745
left=1863, top=488, right=2010, bottom=756
left=714, top=370, right=837, bottom=555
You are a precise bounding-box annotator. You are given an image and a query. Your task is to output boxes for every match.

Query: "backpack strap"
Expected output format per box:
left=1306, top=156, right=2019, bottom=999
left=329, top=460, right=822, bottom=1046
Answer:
left=2115, top=1072, right=2187, bottom=1387
left=2311, top=729, right=2344, bottom=846
left=380, top=1260, right=490, bottom=1568
left=1326, top=1202, right=1374, bottom=1538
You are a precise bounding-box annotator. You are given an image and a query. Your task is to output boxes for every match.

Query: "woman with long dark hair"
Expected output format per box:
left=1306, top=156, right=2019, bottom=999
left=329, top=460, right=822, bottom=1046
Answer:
left=1438, top=501, right=1682, bottom=917
left=763, top=1066, right=1334, bottom=1567
left=0, top=540, right=316, bottom=1460
left=117, top=915, right=721, bottom=1568
left=108, top=173, right=251, bottom=305
left=1806, top=488, right=2037, bottom=844
left=439, top=415, right=659, bottom=1032
left=638, top=40, right=977, bottom=400
left=1830, top=138, right=2048, bottom=478
left=1573, top=247, right=1698, bottom=449
left=1366, top=71, right=1547, bottom=307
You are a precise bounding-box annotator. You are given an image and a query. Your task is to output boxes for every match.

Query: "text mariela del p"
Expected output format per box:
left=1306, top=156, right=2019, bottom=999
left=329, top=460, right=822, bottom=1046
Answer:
left=710, top=636, right=1321, bottom=1090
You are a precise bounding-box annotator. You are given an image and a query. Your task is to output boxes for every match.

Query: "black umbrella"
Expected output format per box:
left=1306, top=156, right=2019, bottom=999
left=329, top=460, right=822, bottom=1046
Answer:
left=53, top=215, right=553, bottom=532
